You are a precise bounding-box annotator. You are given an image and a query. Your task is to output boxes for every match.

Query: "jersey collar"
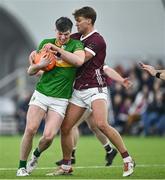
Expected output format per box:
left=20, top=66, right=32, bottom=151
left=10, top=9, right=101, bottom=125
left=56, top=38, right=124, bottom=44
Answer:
left=80, top=29, right=97, bottom=41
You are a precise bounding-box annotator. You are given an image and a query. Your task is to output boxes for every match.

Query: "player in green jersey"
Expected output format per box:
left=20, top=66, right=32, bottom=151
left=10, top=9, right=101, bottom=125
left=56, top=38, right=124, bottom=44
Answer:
left=16, top=17, right=85, bottom=177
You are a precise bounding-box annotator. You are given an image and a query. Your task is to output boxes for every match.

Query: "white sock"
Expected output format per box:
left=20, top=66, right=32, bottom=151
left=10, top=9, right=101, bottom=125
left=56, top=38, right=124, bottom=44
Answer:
left=123, top=156, right=132, bottom=163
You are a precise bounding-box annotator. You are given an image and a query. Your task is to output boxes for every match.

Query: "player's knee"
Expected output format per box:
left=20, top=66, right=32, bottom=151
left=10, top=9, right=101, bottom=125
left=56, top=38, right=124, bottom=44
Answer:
left=61, top=124, right=71, bottom=136
left=43, top=132, right=55, bottom=142
left=25, top=126, right=37, bottom=136
left=96, top=121, right=107, bottom=132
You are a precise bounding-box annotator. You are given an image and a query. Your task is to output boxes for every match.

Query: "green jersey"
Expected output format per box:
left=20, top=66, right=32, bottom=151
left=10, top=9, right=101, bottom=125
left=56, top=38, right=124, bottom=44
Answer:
left=35, top=38, right=84, bottom=99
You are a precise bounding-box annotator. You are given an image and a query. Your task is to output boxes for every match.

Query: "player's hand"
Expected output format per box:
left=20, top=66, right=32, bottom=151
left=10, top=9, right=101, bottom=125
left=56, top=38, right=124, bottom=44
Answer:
left=122, top=78, right=133, bottom=89
left=29, top=50, right=37, bottom=65
left=44, top=43, right=58, bottom=54
left=139, top=62, right=156, bottom=76
left=39, top=54, right=51, bottom=68
left=43, top=43, right=52, bottom=50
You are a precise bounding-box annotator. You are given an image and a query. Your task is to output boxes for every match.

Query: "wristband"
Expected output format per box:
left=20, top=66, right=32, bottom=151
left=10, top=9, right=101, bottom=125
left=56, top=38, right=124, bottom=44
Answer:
left=56, top=52, right=61, bottom=58
left=155, top=72, right=161, bottom=78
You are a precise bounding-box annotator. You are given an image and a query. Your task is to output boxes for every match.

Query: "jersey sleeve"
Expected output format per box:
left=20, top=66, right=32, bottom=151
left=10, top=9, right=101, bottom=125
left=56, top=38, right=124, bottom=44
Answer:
left=85, top=36, right=106, bottom=56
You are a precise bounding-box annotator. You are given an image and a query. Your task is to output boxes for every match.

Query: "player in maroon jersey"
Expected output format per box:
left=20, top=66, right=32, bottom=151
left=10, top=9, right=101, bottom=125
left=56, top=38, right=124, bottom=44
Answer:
left=55, top=65, right=133, bottom=167
left=46, top=7, right=135, bottom=177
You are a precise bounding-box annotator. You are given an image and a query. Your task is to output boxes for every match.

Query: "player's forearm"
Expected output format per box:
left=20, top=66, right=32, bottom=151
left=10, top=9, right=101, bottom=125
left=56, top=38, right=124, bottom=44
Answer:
left=103, top=65, right=124, bottom=84
left=57, top=48, right=85, bottom=67
left=27, top=64, right=41, bottom=76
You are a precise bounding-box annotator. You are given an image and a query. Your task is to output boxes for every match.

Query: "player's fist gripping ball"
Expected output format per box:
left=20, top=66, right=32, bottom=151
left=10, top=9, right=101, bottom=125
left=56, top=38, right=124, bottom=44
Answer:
left=34, top=49, right=56, bottom=71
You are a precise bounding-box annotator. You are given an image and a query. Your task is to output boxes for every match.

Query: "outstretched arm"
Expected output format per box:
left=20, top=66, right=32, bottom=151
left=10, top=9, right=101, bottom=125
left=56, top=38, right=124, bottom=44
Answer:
left=103, top=65, right=133, bottom=89
left=139, top=62, right=165, bottom=80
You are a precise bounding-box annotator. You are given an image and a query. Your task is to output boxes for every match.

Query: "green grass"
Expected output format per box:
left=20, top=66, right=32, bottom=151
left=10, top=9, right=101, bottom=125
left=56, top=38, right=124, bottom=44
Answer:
left=0, top=135, right=165, bottom=179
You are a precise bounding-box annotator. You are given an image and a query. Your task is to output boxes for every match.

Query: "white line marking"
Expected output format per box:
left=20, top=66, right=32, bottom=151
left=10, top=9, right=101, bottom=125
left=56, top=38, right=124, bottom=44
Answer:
left=0, top=164, right=165, bottom=171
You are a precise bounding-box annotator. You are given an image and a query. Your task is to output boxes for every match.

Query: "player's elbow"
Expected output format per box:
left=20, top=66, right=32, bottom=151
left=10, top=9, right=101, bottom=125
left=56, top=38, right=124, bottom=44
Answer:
left=75, top=58, right=84, bottom=67
left=73, top=52, right=85, bottom=67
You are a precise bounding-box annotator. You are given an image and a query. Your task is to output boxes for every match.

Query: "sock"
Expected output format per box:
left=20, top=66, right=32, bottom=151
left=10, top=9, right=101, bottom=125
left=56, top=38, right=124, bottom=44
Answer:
left=121, top=151, right=129, bottom=158
left=62, top=159, right=71, bottom=165
left=121, top=151, right=132, bottom=162
left=123, top=156, right=132, bottom=163
left=33, top=147, right=41, bottom=157
left=71, top=148, right=76, bottom=158
left=19, top=160, right=27, bottom=169
left=104, top=143, right=112, bottom=154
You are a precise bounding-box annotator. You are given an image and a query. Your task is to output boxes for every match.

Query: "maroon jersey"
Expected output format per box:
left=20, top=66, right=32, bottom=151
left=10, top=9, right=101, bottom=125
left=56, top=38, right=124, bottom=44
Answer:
left=71, top=31, right=107, bottom=90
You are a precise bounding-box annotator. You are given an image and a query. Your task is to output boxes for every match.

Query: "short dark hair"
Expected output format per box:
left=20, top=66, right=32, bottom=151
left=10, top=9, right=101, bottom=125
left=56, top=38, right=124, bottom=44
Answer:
left=55, top=17, right=73, bottom=32
left=72, top=6, right=97, bottom=25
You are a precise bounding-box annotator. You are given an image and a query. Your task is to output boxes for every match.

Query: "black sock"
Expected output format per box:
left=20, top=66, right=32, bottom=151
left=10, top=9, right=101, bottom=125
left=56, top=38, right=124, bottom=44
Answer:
left=104, top=144, right=112, bottom=154
left=19, top=160, right=27, bottom=169
left=33, top=147, right=41, bottom=157
left=71, top=149, right=76, bottom=158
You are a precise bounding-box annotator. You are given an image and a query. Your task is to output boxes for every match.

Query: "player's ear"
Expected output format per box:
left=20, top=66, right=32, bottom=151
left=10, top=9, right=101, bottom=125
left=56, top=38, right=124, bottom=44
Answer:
left=87, top=18, right=92, bottom=24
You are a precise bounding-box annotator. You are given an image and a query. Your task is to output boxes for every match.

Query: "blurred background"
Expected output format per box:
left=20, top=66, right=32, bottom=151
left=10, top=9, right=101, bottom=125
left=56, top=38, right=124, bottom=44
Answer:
left=0, top=0, right=164, bottom=136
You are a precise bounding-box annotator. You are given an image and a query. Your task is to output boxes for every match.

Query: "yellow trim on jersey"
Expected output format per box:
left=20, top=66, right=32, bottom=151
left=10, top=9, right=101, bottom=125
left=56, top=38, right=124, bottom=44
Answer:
left=54, top=39, right=74, bottom=67
left=56, top=59, right=74, bottom=67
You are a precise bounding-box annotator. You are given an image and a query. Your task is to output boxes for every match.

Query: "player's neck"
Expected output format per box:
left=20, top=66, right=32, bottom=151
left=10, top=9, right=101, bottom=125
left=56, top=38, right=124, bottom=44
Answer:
left=82, top=26, right=94, bottom=37
left=55, top=39, right=70, bottom=47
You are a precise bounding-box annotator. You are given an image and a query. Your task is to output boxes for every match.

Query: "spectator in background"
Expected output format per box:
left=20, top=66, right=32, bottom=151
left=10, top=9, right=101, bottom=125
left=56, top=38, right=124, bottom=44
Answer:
left=111, top=93, right=123, bottom=131
left=16, top=93, right=31, bottom=134
left=113, top=96, right=133, bottom=134
left=126, top=85, right=153, bottom=134
left=141, top=91, right=165, bottom=136
left=140, top=71, right=154, bottom=90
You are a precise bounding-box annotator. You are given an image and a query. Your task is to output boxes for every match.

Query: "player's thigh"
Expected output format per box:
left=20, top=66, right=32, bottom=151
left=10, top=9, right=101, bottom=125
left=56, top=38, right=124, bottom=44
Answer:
left=62, top=102, right=86, bottom=130
left=75, top=109, right=91, bottom=127
left=91, top=99, right=108, bottom=125
left=85, top=114, right=97, bottom=129
left=44, top=110, right=63, bottom=137
left=26, top=105, right=46, bottom=130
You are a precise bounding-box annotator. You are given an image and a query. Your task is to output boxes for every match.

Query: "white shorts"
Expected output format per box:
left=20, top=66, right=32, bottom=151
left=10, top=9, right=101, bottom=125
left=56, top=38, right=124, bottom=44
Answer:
left=29, top=90, right=68, bottom=118
left=69, top=87, right=108, bottom=109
